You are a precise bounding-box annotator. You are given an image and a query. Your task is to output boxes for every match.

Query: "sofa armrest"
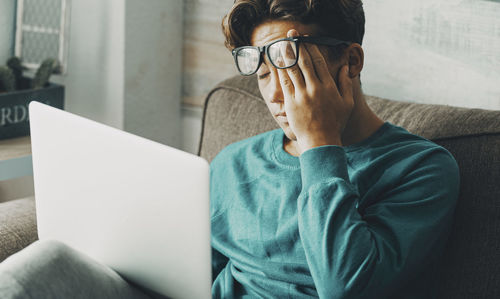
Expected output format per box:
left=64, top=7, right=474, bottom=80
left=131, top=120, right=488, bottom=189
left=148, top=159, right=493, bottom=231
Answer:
left=0, top=197, right=38, bottom=262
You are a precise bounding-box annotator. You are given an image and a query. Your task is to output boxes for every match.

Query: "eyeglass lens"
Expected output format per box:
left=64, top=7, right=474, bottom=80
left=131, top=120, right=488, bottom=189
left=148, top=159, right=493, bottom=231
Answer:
left=268, top=40, right=297, bottom=68
left=235, top=40, right=298, bottom=75
left=236, top=48, right=260, bottom=75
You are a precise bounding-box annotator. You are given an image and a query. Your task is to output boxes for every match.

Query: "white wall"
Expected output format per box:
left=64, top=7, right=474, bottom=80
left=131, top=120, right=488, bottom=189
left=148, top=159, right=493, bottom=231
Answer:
left=181, top=106, right=203, bottom=154
left=124, top=0, right=183, bottom=147
left=0, top=0, right=16, bottom=64
left=53, top=0, right=183, bottom=147
left=56, top=0, right=125, bottom=129
left=362, top=0, right=500, bottom=110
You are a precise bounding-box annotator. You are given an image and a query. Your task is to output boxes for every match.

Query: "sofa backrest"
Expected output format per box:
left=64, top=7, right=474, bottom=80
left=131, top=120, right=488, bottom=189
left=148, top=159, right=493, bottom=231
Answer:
left=198, top=75, right=500, bottom=298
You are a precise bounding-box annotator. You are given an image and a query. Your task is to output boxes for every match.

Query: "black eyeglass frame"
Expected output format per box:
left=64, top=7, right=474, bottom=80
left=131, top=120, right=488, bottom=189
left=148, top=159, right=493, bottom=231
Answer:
left=231, top=36, right=352, bottom=76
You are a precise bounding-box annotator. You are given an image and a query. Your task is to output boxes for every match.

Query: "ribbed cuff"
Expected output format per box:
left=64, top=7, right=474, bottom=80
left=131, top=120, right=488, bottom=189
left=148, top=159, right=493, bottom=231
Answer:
left=299, top=145, right=349, bottom=189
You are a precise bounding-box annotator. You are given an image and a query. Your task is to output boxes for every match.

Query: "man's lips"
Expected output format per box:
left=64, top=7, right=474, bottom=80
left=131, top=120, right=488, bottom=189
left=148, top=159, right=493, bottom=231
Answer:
left=275, top=112, right=288, bottom=122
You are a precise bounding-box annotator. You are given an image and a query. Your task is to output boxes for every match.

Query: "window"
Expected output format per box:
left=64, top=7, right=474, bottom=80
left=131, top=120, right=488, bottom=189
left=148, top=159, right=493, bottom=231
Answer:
left=15, top=0, right=70, bottom=73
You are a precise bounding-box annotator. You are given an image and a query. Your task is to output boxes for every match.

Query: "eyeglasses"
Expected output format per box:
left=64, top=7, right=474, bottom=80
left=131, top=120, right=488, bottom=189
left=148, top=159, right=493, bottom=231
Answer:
left=232, top=36, right=352, bottom=76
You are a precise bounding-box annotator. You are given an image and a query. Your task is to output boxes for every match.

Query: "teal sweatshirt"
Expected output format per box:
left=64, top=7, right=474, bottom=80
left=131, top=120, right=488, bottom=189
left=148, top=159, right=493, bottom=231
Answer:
left=210, top=122, right=460, bottom=298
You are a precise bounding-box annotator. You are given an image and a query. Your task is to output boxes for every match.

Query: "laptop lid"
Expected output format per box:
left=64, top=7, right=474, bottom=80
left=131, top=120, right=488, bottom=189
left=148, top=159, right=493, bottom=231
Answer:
left=29, top=101, right=211, bottom=299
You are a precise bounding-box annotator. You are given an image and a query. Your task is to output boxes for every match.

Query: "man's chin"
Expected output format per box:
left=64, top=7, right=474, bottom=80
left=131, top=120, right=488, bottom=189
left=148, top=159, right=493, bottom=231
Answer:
left=281, top=125, right=297, bottom=142
left=272, top=117, right=296, bottom=141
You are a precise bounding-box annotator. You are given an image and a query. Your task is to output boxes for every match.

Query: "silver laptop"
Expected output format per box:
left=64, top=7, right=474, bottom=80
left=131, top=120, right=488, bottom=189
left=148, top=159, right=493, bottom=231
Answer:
left=29, top=101, right=211, bottom=299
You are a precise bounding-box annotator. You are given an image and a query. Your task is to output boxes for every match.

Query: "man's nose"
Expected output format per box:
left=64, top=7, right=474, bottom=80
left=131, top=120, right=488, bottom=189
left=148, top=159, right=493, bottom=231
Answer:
left=268, top=73, right=284, bottom=104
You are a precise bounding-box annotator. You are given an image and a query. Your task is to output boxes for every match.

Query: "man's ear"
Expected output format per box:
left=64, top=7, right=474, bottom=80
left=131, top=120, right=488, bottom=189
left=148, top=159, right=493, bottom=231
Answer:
left=346, top=43, right=364, bottom=78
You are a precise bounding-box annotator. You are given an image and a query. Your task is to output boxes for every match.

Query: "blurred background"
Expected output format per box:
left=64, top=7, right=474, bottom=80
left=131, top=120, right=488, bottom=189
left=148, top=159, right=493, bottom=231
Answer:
left=0, top=0, right=499, bottom=202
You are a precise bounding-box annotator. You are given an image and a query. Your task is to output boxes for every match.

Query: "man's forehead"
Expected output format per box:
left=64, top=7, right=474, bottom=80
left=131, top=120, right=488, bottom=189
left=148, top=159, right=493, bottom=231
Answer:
left=250, top=20, right=322, bottom=47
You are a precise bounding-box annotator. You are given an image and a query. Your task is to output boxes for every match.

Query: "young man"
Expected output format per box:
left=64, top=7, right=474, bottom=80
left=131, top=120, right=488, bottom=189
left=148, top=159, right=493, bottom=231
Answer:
left=209, top=0, right=459, bottom=298
left=0, top=0, right=459, bottom=298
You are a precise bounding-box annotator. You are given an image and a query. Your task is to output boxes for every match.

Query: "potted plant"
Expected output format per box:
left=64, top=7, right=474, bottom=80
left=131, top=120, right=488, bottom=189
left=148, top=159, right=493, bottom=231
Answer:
left=0, top=57, right=64, bottom=140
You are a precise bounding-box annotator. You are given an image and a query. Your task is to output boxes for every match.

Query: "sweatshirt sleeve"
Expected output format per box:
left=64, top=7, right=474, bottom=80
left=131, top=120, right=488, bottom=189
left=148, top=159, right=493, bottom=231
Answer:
left=209, top=161, right=230, bottom=282
left=297, top=145, right=460, bottom=299
left=211, top=246, right=229, bottom=282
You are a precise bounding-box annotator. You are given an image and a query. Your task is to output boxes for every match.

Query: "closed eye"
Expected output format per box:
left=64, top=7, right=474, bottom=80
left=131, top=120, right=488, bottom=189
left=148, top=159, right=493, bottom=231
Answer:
left=258, top=73, right=270, bottom=80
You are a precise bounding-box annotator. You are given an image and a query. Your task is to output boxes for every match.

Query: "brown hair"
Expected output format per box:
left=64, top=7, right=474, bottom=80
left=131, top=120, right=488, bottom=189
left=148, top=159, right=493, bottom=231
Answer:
left=222, top=0, right=365, bottom=55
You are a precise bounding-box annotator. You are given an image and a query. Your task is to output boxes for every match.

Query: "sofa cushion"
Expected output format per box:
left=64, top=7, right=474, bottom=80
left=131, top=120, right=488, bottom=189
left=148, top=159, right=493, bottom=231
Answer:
left=0, top=197, right=38, bottom=263
left=433, top=135, right=500, bottom=298
left=198, top=76, right=278, bottom=163
left=199, top=75, right=500, bottom=298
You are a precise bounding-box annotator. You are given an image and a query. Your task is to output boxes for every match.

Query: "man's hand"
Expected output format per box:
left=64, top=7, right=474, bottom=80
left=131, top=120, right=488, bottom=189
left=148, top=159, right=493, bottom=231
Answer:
left=276, top=29, right=355, bottom=154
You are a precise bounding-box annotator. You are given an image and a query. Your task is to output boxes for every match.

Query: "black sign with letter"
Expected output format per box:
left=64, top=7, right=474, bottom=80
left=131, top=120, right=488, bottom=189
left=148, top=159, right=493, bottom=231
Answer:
left=0, top=80, right=64, bottom=140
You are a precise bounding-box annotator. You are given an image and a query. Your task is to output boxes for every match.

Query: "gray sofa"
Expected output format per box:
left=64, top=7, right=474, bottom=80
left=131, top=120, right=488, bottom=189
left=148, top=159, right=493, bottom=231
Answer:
left=1, top=75, right=500, bottom=298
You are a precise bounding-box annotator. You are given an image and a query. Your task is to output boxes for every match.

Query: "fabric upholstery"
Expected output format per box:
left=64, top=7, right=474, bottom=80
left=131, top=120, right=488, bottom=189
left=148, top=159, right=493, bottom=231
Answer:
left=434, top=135, right=500, bottom=298
left=199, top=75, right=500, bottom=298
left=0, top=197, right=37, bottom=262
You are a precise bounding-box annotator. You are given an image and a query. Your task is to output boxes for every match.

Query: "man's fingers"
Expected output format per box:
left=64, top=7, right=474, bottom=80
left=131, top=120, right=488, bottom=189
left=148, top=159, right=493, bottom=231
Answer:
left=282, top=61, right=305, bottom=91
left=277, top=67, right=295, bottom=100
left=305, top=43, right=333, bottom=85
left=338, top=64, right=353, bottom=101
left=296, top=42, right=317, bottom=86
left=281, top=30, right=305, bottom=91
